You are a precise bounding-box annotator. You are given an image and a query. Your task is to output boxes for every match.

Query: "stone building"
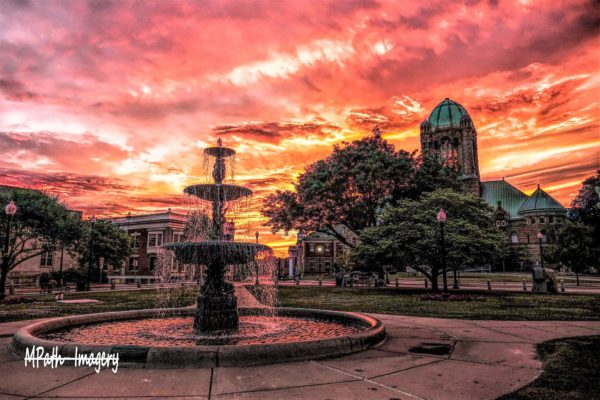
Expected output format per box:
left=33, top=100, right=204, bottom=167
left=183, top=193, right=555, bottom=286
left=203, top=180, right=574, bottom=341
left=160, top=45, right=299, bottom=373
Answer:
left=107, top=210, right=190, bottom=283
left=420, top=98, right=480, bottom=196
left=420, top=98, right=567, bottom=268
left=287, top=226, right=358, bottom=277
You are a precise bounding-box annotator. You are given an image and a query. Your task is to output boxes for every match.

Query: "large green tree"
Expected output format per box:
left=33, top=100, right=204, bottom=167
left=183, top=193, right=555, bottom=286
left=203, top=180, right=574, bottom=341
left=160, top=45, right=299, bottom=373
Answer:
left=0, top=188, right=80, bottom=299
left=261, top=136, right=460, bottom=247
left=569, top=170, right=600, bottom=244
left=352, top=189, right=506, bottom=291
left=75, top=219, right=131, bottom=285
left=545, top=223, right=599, bottom=285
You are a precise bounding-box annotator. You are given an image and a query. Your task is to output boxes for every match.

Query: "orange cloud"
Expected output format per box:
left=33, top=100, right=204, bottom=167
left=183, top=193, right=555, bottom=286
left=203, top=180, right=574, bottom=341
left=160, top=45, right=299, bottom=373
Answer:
left=0, top=0, right=598, bottom=255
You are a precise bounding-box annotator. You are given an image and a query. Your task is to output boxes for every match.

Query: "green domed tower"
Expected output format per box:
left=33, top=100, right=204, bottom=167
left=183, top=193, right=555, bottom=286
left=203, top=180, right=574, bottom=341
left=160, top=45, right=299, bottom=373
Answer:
left=420, top=98, right=480, bottom=195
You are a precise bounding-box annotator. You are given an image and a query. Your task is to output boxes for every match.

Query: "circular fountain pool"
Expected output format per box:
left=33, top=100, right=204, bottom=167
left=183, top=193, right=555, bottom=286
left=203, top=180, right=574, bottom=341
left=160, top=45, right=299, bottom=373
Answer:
left=41, top=315, right=364, bottom=346
left=10, top=307, right=386, bottom=368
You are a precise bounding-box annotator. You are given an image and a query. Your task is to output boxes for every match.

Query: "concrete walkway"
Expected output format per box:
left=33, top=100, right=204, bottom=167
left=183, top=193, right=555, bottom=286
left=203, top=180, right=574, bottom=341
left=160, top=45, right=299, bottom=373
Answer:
left=0, top=315, right=599, bottom=400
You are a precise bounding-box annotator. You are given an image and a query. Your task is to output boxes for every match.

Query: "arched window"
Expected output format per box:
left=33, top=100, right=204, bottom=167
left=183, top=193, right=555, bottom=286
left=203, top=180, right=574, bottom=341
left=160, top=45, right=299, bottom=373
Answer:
left=511, top=232, right=519, bottom=244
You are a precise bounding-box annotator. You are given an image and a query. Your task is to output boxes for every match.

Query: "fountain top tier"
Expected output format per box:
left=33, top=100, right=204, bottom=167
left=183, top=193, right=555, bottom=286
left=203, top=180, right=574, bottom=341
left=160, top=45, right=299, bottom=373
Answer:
left=204, top=137, right=236, bottom=159
left=185, top=138, right=250, bottom=202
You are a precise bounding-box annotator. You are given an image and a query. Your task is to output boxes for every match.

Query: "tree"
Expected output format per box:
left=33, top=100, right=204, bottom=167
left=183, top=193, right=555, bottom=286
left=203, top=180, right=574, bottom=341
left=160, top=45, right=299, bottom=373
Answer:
left=0, top=188, right=80, bottom=299
left=54, top=211, right=84, bottom=286
left=74, top=220, right=131, bottom=285
left=351, top=189, right=506, bottom=291
left=261, top=135, right=460, bottom=247
left=545, top=223, right=599, bottom=285
left=569, top=170, right=600, bottom=244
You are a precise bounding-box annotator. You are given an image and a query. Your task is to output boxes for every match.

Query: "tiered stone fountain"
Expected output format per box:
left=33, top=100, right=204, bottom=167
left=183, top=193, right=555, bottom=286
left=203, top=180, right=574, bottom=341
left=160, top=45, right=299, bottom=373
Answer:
left=163, top=138, right=271, bottom=332
left=10, top=139, right=386, bottom=368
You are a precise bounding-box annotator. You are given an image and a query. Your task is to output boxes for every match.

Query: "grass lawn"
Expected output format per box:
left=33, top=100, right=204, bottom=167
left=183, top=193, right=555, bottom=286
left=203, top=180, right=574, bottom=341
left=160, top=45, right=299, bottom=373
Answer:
left=498, top=335, right=600, bottom=400
left=275, top=287, right=600, bottom=320
left=0, top=288, right=196, bottom=323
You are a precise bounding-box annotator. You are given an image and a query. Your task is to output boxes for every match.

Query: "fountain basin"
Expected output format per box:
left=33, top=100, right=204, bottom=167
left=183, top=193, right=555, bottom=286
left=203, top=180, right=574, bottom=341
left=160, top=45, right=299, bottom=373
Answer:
left=10, top=307, right=386, bottom=368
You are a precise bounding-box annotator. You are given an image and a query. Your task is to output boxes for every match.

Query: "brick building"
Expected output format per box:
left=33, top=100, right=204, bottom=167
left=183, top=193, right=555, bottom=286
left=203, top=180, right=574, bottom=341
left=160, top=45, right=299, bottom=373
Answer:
left=107, top=210, right=191, bottom=283
left=287, top=225, right=358, bottom=277
left=420, top=98, right=567, bottom=268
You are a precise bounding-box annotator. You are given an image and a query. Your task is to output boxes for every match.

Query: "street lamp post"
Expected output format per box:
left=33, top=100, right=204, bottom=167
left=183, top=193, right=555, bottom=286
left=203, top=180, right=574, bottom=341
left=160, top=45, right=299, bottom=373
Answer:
left=2, top=201, right=17, bottom=300
left=254, top=231, right=259, bottom=285
left=437, top=208, right=448, bottom=295
left=316, top=244, right=323, bottom=274
left=86, top=215, right=96, bottom=291
left=537, top=232, right=544, bottom=270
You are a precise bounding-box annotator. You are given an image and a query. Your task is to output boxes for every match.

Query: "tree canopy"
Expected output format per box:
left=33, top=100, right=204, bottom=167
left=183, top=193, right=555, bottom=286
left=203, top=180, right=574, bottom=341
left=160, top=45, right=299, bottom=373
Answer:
left=545, top=223, right=599, bottom=285
left=0, top=187, right=80, bottom=298
left=569, top=170, right=600, bottom=244
left=351, top=189, right=506, bottom=290
left=75, top=219, right=131, bottom=278
left=261, top=136, right=461, bottom=247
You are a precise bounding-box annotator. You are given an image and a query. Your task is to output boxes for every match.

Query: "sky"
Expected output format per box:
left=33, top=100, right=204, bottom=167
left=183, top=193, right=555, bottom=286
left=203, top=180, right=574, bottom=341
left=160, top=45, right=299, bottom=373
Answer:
left=0, top=0, right=598, bottom=255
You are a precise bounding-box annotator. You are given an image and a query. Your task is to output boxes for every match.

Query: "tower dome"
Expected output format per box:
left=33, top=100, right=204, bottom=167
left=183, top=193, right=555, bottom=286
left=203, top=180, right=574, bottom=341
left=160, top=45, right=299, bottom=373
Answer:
left=420, top=97, right=480, bottom=196
left=428, top=98, right=472, bottom=130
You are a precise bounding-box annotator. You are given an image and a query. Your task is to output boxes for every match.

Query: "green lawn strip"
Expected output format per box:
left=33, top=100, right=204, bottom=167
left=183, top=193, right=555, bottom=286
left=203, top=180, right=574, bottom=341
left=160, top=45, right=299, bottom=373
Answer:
left=275, top=287, right=600, bottom=320
left=0, top=288, right=196, bottom=323
left=498, top=335, right=600, bottom=400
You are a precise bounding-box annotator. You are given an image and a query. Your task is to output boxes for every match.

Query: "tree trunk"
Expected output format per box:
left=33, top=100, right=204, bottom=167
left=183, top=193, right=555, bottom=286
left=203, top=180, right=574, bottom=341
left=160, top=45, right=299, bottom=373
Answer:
left=576, top=270, right=580, bottom=286
left=430, top=267, right=439, bottom=292
left=0, top=266, right=8, bottom=301
left=59, top=247, right=65, bottom=287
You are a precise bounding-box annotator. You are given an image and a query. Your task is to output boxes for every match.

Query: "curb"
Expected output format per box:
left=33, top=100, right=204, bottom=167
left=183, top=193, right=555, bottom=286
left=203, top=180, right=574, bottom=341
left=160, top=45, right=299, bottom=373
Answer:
left=10, top=307, right=386, bottom=368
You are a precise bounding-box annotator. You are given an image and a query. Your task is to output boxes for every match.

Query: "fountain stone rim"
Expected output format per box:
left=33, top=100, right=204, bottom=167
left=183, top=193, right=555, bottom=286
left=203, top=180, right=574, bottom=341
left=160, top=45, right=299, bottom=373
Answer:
left=9, top=307, right=386, bottom=368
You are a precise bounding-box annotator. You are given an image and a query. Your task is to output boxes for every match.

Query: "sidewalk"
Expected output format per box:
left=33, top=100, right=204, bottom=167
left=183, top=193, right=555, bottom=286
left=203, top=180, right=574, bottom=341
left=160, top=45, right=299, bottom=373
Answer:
left=1, top=313, right=599, bottom=399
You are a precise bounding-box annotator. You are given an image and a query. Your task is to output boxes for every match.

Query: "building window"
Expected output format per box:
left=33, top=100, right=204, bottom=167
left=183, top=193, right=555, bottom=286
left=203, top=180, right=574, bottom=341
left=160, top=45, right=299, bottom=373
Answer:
left=527, top=234, right=530, bottom=244
left=149, top=256, right=157, bottom=272
left=148, top=232, right=163, bottom=248
left=130, top=234, right=140, bottom=249
left=511, top=232, right=519, bottom=244
left=40, top=252, right=53, bottom=267
left=539, top=217, right=545, bottom=224
left=128, top=257, right=138, bottom=272
left=530, top=217, right=536, bottom=225
left=549, top=216, right=554, bottom=223
left=309, top=244, right=315, bottom=254
left=173, top=232, right=184, bottom=243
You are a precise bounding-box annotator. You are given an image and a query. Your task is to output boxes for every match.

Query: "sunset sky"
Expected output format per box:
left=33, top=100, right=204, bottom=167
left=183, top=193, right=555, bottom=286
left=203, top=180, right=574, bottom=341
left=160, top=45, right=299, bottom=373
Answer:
left=0, top=0, right=598, bottom=255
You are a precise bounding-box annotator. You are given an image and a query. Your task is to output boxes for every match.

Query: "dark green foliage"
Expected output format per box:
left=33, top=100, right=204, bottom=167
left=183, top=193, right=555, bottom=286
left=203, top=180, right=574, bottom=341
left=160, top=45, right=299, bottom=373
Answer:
left=569, top=170, right=600, bottom=245
left=56, top=268, right=85, bottom=283
left=545, top=223, right=599, bottom=284
left=0, top=188, right=81, bottom=298
left=74, top=220, right=131, bottom=276
left=261, top=136, right=460, bottom=247
left=352, top=189, right=506, bottom=290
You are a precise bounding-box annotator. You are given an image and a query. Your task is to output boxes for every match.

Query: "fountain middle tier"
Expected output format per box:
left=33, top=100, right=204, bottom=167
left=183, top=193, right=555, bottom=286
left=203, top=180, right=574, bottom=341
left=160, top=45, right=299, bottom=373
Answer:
left=184, top=183, right=252, bottom=202
left=162, top=241, right=271, bottom=265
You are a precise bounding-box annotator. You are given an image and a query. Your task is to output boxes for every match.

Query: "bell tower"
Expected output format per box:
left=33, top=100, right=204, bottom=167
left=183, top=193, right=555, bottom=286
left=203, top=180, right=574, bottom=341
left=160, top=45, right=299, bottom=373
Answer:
left=420, top=98, right=480, bottom=196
